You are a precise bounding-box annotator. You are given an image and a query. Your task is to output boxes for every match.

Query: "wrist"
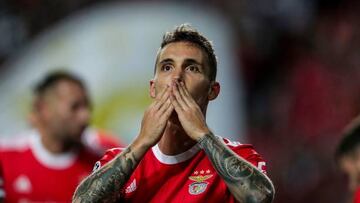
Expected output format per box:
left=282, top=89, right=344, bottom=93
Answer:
left=194, top=130, right=212, bottom=142
left=132, top=135, right=153, bottom=154
left=197, top=132, right=213, bottom=149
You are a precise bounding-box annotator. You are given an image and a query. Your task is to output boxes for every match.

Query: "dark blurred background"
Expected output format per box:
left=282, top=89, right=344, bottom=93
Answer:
left=1, top=0, right=360, bottom=202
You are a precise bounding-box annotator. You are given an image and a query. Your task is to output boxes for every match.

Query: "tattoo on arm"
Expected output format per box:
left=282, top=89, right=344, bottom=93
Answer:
left=72, top=147, right=139, bottom=203
left=198, top=133, right=275, bottom=203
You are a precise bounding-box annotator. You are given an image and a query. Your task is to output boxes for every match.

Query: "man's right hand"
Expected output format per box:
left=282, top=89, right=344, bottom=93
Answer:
left=137, top=85, right=174, bottom=147
left=73, top=86, right=174, bottom=203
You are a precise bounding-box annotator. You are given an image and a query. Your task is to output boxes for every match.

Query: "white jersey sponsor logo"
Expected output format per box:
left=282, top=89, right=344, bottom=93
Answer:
left=125, top=179, right=137, bottom=193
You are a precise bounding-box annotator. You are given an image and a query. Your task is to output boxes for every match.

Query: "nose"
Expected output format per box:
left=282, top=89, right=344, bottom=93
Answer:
left=172, top=68, right=184, bottom=82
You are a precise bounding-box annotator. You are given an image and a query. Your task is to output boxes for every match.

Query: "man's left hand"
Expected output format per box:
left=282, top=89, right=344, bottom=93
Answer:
left=170, top=80, right=210, bottom=140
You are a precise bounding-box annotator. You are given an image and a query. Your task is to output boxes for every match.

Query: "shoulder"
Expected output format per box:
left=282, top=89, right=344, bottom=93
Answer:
left=92, top=147, right=126, bottom=172
left=0, top=132, right=32, bottom=153
left=217, top=136, right=267, bottom=173
left=219, top=136, right=258, bottom=153
left=102, top=147, right=124, bottom=159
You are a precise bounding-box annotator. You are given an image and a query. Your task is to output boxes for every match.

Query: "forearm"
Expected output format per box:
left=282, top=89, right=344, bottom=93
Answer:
left=198, top=133, right=275, bottom=203
left=72, top=140, right=149, bottom=203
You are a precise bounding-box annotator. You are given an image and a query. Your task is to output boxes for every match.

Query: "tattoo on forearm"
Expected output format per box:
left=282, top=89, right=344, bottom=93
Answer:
left=198, top=133, right=274, bottom=203
left=73, top=147, right=139, bottom=203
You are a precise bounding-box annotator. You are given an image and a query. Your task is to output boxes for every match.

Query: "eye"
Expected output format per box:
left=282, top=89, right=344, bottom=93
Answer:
left=186, top=65, right=200, bottom=72
left=161, top=64, right=172, bottom=71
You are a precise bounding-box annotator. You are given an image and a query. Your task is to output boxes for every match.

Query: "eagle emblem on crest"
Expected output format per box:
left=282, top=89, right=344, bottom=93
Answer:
left=188, top=171, right=213, bottom=195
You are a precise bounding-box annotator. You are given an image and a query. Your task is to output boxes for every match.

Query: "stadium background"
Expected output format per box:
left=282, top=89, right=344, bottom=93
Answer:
left=1, top=0, right=358, bottom=202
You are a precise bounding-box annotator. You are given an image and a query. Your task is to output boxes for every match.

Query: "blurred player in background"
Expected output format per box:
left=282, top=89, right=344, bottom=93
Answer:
left=73, top=24, right=274, bottom=203
left=336, top=116, right=360, bottom=203
left=0, top=71, right=122, bottom=202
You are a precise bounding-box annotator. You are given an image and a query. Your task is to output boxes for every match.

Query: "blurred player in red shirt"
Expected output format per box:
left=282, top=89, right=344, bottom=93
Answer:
left=336, top=116, right=360, bottom=203
left=73, top=24, right=274, bottom=203
left=0, top=71, right=122, bottom=202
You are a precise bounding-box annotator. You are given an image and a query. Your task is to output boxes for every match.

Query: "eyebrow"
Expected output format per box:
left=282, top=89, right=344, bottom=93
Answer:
left=159, top=58, right=203, bottom=66
left=183, top=58, right=203, bottom=66
left=159, top=58, right=174, bottom=64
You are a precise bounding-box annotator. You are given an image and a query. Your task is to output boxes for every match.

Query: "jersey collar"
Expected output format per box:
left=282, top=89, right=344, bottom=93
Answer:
left=151, top=143, right=201, bottom=165
left=29, top=130, right=78, bottom=169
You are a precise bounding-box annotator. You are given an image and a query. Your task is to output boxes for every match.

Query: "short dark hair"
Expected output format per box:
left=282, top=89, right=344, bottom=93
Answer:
left=155, top=24, right=217, bottom=81
left=34, top=71, right=85, bottom=97
left=335, top=119, right=360, bottom=160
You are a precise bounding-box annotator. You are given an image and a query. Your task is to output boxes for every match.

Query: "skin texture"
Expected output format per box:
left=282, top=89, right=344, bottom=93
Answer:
left=72, top=42, right=275, bottom=203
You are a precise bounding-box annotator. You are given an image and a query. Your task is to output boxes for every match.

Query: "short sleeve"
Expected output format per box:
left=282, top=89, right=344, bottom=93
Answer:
left=231, top=144, right=268, bottom=174
left=92, top=147, right=123, bottom=172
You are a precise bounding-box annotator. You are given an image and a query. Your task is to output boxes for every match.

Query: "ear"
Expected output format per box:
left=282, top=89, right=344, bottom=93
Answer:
left=208, top=81, right=220, bottom=101
left=149, top=79, right=156, bottom=98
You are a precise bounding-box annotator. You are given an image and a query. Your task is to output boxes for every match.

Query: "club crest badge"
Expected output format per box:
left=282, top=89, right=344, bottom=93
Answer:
left=188, top=170, right=213, bottom=195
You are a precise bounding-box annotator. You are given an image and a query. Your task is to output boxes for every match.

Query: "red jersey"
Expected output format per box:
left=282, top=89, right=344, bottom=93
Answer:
left=96, top=137, right=268, bottom=203
left=354, top=187, right=360, bottom=203
left=0, top=128, right=122, bottom=202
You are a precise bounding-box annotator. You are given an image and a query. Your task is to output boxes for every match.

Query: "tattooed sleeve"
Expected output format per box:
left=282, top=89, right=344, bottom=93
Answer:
left=72, top=147, right=139, bottom=203
left=198, top=133, right=275, bottom=203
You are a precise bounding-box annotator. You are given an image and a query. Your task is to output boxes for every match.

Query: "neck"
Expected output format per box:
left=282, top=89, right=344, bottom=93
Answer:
left=158, top=120, right=197, bottom=156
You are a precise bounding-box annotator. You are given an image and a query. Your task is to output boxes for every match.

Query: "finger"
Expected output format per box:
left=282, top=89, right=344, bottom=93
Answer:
left=160, top=100, right=174, bottom=120
left=158, top=98, right=172, bottom=114
left=172, top=81, right=188, bottom=108
left=170, top=92, right=184, bottom=113
left=177, top=81, right=193, bottom=106
left=154, top=87, right=170, bottom=110
left=155, top=85, right=169, bottom=101
left=179, top=81, right=191, bottom=97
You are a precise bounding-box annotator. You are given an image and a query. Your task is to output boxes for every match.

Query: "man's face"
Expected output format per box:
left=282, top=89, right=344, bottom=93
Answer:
left=151, top=41, right=215, bottom=108
left=39, top=80, right=91, bottom=145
